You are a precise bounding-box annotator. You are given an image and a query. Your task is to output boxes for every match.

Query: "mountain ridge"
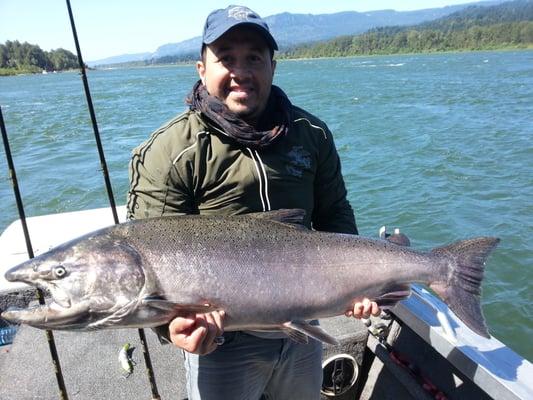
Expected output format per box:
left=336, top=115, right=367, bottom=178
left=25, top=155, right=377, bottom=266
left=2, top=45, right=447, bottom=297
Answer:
left=89, top=1, right=505, bottom=66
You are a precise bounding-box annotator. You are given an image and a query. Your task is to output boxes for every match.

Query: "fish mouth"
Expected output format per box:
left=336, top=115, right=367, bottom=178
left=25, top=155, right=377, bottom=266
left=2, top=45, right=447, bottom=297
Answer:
left=2, top=270, right=87, bottom=329
left=1, top=301, right=91, bottom=330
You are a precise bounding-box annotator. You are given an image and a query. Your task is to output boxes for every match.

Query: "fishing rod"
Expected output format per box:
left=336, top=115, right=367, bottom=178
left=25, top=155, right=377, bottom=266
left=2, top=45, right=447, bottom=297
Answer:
left=0, top=106, right=70, bottom=400
left=64, top=1, right=160, bottom=399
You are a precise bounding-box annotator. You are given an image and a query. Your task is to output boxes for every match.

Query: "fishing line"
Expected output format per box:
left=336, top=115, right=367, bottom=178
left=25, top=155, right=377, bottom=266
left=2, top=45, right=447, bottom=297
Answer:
left=65, top=1, right=160, bottom=398
left=0, top=106, right=70, bottom=400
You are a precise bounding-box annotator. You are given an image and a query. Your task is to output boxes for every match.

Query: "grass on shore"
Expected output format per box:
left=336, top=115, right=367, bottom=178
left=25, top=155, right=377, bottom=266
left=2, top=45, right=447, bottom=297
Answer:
left=0, top=66, right=43, bottom=76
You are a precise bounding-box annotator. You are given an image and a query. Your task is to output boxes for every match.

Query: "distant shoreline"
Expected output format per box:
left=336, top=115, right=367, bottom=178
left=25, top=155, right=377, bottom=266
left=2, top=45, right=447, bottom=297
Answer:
left=1, top=46, right=532, bottom=76
left=277, top=45, right=533, bottom=62
left=85, top=45, right=533, bottom=70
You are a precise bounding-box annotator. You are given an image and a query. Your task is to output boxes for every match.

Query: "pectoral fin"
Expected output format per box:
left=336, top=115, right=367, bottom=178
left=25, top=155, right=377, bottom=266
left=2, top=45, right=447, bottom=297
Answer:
left=141, top=297, right=218, bottom=314
left=151, top=325, right=172, bottom=345
left=373, top=284, right=412, bottom=308
left=283, top=321, right=339, bottom=345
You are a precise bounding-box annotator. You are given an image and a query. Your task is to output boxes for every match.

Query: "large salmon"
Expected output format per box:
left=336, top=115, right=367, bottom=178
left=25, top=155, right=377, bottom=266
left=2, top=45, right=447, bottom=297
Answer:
left=2, top=209, right=498, bottom=343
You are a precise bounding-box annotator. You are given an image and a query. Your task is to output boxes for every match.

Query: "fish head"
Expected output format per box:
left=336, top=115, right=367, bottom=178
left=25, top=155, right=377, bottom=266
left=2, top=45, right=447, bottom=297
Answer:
left=2, top=233, right=146, bottom=330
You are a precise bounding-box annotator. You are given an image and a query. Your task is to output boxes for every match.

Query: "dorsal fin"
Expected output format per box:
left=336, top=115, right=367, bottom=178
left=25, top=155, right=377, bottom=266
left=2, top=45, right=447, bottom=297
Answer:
left=249, top=209, right=307, bottom=229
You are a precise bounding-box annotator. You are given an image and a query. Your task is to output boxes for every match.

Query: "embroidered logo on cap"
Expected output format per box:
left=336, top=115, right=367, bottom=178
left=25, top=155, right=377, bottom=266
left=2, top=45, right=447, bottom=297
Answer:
left=228, top=6, right=255, bottom=21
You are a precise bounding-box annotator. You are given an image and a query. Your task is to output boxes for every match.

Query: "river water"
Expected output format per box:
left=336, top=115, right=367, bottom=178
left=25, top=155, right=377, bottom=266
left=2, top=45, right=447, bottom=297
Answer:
left=0, top=50, right=531, bottom=360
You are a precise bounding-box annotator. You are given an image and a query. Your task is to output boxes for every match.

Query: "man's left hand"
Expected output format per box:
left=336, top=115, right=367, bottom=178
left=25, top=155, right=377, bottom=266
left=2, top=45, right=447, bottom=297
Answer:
left=345, top=298, right=380, bottom=319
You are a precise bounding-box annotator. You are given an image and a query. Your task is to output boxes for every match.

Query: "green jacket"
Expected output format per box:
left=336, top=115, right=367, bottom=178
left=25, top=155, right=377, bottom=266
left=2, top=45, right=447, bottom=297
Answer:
left=127, top=106, right=357, bottom=234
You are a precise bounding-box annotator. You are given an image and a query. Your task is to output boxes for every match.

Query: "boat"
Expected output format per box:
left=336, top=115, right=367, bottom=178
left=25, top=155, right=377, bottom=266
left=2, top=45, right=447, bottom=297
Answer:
left=0, top=206, right=531, bottom=399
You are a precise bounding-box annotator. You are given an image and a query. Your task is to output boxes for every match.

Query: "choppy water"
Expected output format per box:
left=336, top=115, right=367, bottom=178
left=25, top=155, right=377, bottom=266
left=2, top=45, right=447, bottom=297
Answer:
left=0, top=51, right=532, bottom=360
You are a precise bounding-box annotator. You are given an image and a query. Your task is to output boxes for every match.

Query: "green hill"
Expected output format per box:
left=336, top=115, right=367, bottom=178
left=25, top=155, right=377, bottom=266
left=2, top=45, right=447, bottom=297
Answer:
left=281, top=0, right=533, bottom=58
left=0, top=41, right=79, bottom=76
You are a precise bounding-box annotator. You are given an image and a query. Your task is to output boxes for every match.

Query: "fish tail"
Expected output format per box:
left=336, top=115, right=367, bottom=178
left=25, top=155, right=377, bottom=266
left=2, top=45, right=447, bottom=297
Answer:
left=430, top=237, right=500, bottom=338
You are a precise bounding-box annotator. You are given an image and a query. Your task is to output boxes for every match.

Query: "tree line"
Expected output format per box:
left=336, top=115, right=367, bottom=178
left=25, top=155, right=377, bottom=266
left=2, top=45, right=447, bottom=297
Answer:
left=281, top=21, right=533, bottom=59
left=0, top=41, right=79, bottom=75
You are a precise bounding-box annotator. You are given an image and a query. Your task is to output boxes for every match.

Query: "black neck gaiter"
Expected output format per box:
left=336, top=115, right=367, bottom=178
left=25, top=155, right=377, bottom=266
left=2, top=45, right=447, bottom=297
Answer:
left=186, top=80, right=292, bottom=149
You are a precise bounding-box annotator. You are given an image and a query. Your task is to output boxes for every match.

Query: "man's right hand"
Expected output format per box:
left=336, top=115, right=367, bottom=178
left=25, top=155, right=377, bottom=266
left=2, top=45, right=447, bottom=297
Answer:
left=168, top=311, right=225, bottom=355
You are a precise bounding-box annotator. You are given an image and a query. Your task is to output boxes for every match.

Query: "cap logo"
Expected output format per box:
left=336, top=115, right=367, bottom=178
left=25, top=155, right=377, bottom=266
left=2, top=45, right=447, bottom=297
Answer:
left=228, top=6, right=255, bottom=21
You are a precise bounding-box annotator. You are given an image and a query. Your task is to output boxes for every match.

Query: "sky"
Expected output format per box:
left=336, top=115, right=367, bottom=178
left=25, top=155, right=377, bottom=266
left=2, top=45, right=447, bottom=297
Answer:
left=1, top=0, right=483, bottom=62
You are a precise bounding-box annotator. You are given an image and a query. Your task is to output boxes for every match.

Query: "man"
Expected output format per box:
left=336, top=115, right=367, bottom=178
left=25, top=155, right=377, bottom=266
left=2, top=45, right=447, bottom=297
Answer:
left=127, top=5, right=379, bottom=399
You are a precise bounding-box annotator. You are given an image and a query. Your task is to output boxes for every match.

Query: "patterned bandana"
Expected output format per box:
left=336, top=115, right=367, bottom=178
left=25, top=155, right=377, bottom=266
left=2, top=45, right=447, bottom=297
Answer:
left=186, top=80, right=291, bottom=149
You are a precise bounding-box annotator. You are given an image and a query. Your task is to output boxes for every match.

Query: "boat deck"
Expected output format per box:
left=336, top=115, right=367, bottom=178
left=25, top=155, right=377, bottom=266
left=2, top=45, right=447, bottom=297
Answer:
left=0, top=316, right=368, bottom=400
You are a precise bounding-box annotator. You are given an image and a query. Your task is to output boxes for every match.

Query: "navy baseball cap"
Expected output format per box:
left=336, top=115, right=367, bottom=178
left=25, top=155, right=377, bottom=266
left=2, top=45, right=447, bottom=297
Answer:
left=202, top=5, right=278, bottom=51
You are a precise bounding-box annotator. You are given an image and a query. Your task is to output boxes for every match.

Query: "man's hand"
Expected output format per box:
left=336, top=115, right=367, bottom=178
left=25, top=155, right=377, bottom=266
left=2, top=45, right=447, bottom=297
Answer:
left=345, top=298, right=380, bottom=319
left=168, top=311, right=225, bottom=355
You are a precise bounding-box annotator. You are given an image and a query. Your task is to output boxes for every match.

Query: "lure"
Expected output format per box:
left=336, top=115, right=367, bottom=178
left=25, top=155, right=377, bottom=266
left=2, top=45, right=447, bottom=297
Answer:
left=118, top=343, right=136, bottom=377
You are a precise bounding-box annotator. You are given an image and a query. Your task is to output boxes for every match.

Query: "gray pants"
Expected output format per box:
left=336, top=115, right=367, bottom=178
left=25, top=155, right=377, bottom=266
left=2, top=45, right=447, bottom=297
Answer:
left=184, top=331, right=323, bottom=400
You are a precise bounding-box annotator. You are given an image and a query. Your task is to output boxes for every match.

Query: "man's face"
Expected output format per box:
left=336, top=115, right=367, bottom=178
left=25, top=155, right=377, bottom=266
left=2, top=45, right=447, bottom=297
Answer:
left=196, top=26, right=276, bottom=123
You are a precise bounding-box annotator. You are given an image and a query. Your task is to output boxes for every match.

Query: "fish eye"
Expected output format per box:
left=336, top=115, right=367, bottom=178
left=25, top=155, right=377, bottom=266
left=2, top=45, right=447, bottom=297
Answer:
left=53, top=265, right=67, bottom=278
